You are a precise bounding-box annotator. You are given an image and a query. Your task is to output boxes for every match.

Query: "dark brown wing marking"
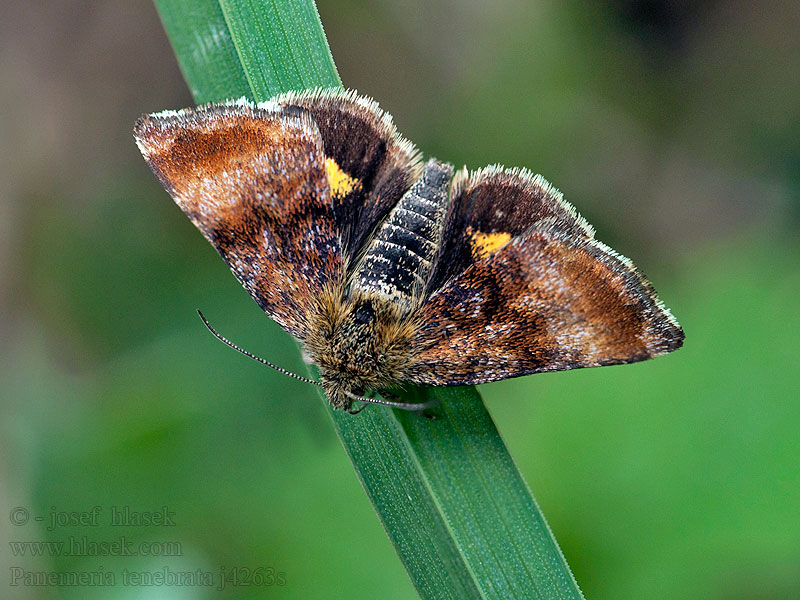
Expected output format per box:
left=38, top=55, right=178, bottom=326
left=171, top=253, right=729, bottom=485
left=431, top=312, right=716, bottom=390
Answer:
left=427, top=165, right=594, bottom=294
left=134, top=99, right=342, bottom=340
left=408, top=222, right=684, bottom=385
left=275, top=89, right=423, bottom=259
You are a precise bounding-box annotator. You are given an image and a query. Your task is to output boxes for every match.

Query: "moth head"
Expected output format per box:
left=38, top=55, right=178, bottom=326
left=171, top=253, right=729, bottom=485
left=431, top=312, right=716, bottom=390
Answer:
left=306, top=289, right=418, bottom=408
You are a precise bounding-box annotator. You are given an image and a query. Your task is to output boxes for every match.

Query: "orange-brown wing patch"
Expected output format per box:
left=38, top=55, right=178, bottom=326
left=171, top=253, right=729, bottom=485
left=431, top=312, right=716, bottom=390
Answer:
left=134, top=100, right=342, bottom=340
left=408, top=222, right=683, bottom=385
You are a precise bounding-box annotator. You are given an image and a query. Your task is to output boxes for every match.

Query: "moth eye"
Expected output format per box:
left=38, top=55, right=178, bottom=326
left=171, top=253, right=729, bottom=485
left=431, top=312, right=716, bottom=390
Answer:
left=354, top=301, right=376, bottom=325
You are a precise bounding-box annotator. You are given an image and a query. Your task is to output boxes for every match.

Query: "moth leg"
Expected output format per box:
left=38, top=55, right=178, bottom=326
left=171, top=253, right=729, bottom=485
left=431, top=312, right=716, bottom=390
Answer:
left=346, top=389, right=380, bottom=415
left=347, top=402, right=369, bottom=415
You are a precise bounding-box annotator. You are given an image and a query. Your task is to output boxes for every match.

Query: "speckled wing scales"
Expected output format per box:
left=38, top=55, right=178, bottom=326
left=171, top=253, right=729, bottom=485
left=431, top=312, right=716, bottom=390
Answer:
left=426, top=165, right=594, bottom=294
left=409, top=168, right=684, bottom=385
left=133, top=100, right=342, bottom=340
left=275, top=89, right=423, bottom=261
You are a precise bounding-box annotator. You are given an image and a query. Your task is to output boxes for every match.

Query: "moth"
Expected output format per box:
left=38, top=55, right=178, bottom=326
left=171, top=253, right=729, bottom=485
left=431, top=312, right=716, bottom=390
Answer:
left=134, top=89, right=683, bottom=413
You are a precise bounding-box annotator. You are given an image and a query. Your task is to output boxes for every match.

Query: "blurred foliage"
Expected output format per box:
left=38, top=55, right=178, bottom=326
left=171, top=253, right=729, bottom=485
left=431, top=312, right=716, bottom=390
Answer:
left=2, top=0, right=799, bottom=598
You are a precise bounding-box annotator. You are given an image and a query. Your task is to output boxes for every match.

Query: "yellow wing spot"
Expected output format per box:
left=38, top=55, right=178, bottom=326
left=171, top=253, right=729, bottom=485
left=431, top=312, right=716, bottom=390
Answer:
left=325, top=157, right=361, bottom=200
left=468, top=227, right=512, bottom=258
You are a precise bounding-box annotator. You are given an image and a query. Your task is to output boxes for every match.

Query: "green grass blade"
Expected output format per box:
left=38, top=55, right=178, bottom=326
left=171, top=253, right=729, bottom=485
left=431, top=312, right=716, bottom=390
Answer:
left=328, top=390, right=484, bottom=599
left=219, top=0, right=341, bottom=97
left=153, top=0, right=251, bottom=102
left=151, top=1, right=585, bottom=598
left=397, top=387, right=584, bottom=599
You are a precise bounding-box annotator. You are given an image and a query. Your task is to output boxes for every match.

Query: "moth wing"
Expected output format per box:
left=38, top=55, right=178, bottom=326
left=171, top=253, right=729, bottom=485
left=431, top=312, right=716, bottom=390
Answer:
left=426, top=165, right=595, bottom=294
left=276, top=89, right=423, bottom=260
left=409, top=222, right=683, bottom=386
left=134, top=100, right=342, bottom=340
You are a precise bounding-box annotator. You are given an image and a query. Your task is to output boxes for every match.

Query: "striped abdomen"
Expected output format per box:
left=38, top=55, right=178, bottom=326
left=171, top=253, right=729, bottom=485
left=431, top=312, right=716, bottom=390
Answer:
left=354, top=159, right=453, bottom=310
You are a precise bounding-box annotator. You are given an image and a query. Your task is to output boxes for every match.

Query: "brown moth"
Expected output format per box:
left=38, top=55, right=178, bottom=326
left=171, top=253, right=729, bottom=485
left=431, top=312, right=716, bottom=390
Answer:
left=134, top=89, right=683, bottom=413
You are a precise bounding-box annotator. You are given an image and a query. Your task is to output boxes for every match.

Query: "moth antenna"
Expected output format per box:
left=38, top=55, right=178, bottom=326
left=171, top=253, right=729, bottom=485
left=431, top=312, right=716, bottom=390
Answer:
left=344, top=390, right=438, bottom=412
left=197, top=310, right=323, bottom=387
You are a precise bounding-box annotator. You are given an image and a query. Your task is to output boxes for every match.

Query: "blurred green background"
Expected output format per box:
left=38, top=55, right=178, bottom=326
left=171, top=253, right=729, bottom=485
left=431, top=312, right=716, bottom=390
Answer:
left=2, top=1, right=799, bottom=598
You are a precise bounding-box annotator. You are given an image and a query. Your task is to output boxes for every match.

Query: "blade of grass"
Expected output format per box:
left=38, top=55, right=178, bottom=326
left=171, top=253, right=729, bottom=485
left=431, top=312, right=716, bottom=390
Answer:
left=153, top=1, right=250, bottom=102
left=219, top=0, right=340, bottom=97
left=152, top=1, right=585, bottom=598
left=395, top=387, right=584, bottom=598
